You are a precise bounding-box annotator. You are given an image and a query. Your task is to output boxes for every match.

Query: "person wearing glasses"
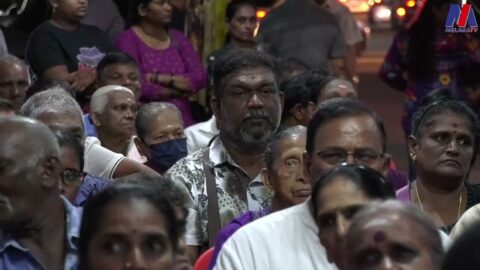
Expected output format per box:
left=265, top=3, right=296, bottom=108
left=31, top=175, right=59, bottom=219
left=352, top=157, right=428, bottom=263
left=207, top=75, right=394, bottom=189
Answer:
left=0, top=117, right=82, bottom=269
left=214, top=99, right=392, bottom=270
left=53, top=129, right=111, bottom=206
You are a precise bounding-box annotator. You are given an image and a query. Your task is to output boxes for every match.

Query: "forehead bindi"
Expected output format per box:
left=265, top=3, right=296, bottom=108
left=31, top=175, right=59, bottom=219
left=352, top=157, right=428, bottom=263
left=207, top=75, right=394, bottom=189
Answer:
left=425, top=112, right=472, bottom=135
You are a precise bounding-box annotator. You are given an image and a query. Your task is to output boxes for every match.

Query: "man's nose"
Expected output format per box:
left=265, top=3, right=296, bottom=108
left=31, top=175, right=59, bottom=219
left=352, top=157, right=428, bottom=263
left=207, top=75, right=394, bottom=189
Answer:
left=124, top=247, right=147, bottom=269
left=247, top=92, right=264, bottom=108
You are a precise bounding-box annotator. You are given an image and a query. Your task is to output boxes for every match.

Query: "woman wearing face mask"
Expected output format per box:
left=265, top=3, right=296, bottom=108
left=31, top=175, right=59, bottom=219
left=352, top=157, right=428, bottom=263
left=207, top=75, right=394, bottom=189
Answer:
left=135, top=102, right=188, bottom=174
left=312, top=165, right=396, bottom=269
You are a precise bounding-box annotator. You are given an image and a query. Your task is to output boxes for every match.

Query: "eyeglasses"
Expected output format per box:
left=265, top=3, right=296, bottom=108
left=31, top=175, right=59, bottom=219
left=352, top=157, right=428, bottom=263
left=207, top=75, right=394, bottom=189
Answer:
left=316, top=150, right=384, bottom=166
left=61, top=169, right=86, bottom=187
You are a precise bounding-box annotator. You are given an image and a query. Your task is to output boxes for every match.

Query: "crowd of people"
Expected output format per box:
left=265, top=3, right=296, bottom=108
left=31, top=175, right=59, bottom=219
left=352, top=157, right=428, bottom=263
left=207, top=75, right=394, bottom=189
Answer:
left=0, top=0, right=479, bottom=269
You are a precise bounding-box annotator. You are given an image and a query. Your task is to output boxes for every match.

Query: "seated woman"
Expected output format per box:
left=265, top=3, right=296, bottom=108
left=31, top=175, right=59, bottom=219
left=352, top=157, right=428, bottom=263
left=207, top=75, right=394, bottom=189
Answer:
left=78, top=181, right=185, bottom=270
left=135, top=102, right=188, bottom=174
left=397, top=88, right=480, bottom=233
left=344, top=200, right=444, bottom=270
left=209, top=126, right=309, bottom=269
left=53, top=129, right=111, bottom=206
left=312, top=164, right=396, bottom=269
left=26, top=0, right=114, bottom=93
left=116, top=0, right=207, bottom=127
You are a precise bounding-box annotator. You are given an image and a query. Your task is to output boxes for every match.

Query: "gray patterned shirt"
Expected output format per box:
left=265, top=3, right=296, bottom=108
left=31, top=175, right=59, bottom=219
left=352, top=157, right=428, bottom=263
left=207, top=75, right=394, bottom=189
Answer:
left=167, top=137, right=273, bottom=246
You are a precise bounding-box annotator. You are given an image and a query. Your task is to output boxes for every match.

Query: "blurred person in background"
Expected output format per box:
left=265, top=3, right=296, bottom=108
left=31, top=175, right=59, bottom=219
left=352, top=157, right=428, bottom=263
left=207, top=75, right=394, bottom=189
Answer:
left=26, top=0, right=114, bottom=93
left=81, top=0, right=125, bottom=41
left=0, top=55, right=29, bottom=112
left=116, top=0, right=207, bottom=127
left=379, top=0, right=480, bottom=140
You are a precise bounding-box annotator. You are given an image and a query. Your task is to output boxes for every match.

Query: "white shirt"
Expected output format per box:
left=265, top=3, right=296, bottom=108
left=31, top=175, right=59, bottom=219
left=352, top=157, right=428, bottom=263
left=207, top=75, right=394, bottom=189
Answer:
left=214, top=202, right=336, bottom=270
left=0, top=29, right=7, bottom=57
left=184, top=116, right=218, bottom=153
left=84, top=136, right=125, bottom=179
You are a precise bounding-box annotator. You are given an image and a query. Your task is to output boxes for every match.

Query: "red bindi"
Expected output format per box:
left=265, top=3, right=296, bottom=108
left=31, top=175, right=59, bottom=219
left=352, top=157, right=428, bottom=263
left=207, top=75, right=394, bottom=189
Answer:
left=373, top=231, right=386, bottom=243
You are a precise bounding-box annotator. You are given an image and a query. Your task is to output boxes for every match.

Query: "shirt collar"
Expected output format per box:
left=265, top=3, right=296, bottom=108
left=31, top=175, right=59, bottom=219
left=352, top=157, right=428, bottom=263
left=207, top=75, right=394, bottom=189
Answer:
left=0, top=196, right=82, bottom=253
left=208, top=136, right=238, bottom=167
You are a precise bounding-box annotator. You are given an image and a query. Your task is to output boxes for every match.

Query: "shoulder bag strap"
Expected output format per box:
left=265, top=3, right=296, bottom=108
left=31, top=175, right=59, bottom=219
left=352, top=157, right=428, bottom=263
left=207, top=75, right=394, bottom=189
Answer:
left=202, top=148, right=221, bottom=247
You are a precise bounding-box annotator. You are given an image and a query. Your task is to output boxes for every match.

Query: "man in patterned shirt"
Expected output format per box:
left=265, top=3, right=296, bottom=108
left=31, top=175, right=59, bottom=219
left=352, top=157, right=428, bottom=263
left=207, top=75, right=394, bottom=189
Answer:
left=167, top=49, right=284, bottom=257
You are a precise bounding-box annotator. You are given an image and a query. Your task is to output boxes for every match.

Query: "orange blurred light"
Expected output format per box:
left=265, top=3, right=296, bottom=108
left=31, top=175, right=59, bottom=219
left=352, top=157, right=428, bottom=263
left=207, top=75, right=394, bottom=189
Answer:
left=396, top=7, right=406, bottom=16
left=406, top=0, right=415, bottom=7
left=340, top=0, right=348, bottom=2
left=256, top=10, right=267, bottom=19
left=375, top=0, right=382, bottom=3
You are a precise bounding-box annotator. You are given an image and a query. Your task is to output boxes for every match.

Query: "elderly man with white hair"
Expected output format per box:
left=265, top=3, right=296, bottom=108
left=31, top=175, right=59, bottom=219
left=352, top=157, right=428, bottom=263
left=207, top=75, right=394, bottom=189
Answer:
left=20, top=86, right=155, bottom=179
left=89, top=85, right=144, bottom=162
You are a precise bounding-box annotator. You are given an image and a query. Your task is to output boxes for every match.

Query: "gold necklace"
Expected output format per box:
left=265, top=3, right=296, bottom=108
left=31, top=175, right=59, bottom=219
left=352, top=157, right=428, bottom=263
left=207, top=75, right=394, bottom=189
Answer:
left=414, top=182, right=463, bottom=220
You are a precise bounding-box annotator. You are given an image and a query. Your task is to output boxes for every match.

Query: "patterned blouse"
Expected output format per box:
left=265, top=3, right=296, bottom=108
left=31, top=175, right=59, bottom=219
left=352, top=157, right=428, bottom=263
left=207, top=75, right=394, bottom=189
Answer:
left=379, top=31, right=480, bottom=135
left=167, top=137, right=273, bottom=246
left=115, top=28, right=207, bottom=127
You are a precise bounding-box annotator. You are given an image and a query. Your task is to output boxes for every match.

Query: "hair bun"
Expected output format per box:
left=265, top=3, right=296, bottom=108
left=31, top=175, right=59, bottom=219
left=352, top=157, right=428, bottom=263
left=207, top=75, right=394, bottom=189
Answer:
left=422, top=88, right=456, bottom=106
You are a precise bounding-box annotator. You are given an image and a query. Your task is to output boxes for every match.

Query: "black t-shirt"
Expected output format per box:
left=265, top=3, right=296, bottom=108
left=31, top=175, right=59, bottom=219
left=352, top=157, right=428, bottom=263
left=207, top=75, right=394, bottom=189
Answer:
left=26, top=21, right=114, bottom=77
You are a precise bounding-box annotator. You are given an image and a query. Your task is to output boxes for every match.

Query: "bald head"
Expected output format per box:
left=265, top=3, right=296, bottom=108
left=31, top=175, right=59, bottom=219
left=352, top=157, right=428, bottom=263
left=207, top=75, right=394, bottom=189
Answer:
left=0, top=55, right=29, bottom=112
left=0, top=116, right=62, bottom=230
left=0, top=116, right=60, bottom=164
left=344, top=200, right=443, bottom=270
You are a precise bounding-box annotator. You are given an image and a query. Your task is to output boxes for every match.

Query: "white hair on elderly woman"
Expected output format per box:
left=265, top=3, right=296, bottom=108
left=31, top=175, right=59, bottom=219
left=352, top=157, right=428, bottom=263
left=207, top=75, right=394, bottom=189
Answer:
left=90, top=85, right=134, bottom=114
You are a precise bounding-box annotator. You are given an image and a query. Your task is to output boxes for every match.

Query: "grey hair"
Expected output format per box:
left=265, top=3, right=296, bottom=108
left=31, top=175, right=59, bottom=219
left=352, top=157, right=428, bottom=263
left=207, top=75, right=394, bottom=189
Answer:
left=135, top=102, right=183, bottom=140
left=20, top=86, right=85, bottom=132
left=90, top=85, right=134, bottom=114
left=0, top=54, right=30, bottom=84
left=346, top=200, right=444, bottom=268
left=264, top=125, right=306, bottom=171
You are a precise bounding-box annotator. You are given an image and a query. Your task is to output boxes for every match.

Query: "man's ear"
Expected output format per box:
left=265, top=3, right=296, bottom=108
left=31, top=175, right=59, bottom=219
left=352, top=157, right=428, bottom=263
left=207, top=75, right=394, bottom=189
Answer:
left=134, top=137, right=151, bottom=159
left=138, top=3, right=147, bottom=17
left=42, top=157, right=61, bottom=189
left=91, top=112, right=102, bottom=127
left=261, top=168, right=274, bottom=192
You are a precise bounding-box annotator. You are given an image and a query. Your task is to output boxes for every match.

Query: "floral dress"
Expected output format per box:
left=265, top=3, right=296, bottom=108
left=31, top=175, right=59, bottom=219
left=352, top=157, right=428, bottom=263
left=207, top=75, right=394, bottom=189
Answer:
left=379, top=31, right=480, bottom=136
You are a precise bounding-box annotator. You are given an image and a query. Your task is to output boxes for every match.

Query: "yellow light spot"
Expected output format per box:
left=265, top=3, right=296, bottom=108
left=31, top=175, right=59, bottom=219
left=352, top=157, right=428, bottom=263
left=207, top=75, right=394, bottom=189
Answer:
left=396, top=7, right=406, bottom=16
left=406, top=0, right=416, bottom=8
left=256, top=10, right=267, bottom=19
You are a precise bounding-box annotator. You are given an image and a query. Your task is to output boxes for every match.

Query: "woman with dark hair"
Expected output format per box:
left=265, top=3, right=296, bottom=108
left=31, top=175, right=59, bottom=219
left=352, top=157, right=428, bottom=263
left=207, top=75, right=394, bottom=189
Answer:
left=53, top=129, right=111, bottom=206
left=397, top=88, right=480, bottom=233
left=78, top=182, right=185, bottom=270
left=312, top=164, right=396, bottom=269
left=26, top=0, right=114, bottom=93
left=115, top=0, right=206, bottom=127
left=379, top=0, right=480, bottom=138
left=207, top=0, right=258, bottom=89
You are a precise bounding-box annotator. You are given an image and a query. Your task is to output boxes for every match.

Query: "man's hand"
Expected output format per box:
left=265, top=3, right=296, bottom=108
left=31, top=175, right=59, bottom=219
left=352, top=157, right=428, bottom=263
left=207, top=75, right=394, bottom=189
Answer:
left=71, top=68, right=97, bottom=92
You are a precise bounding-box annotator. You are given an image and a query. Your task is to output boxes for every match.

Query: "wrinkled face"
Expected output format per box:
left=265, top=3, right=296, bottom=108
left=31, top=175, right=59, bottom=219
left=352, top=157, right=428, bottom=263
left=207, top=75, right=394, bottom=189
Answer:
left=228, top=5, right=257, bottom=43
left=214, top=67, right=283, bottom=147
left=137, top=109, right=185, bottom=160
left=94, top=91, right=137, bottom=139
left=140, top=0, right=173, bottom=25
left=346, top=212, right=436, bottom=270
left=0, top=126, right=49, bottom=230
left=317, top=80, right=358, bottom=104
left=410, top=111, right=474, bottom=181
left=306, top=115, right=388, bottom=182
left=53, top=0, right=88, bottom=20
left=266, top=133, right=310, bottom=207
left=0, top=62, right=29, bottom=112
left=37, top=111, right=85, bottom=143
left=315, top=177, right=370, bottom=268
left=86, top=198, right=175, bottom=270
left=59, top=146, right=82, bottom=204
left=98, top=64, right=141, bottom=101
